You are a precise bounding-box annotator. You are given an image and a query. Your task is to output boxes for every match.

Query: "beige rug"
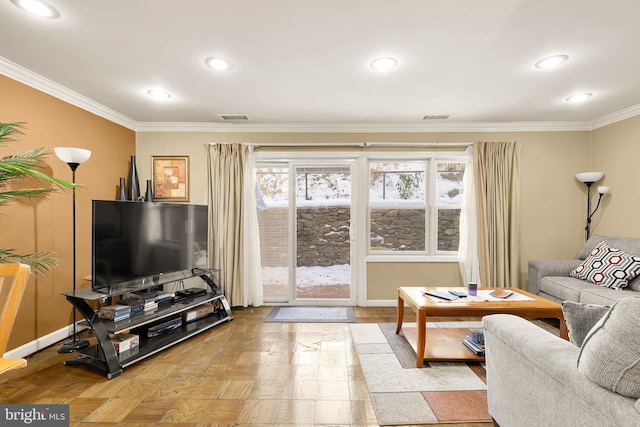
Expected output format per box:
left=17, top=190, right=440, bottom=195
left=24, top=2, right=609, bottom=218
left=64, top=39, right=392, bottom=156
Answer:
left=350, top=322, right=492, bottom=426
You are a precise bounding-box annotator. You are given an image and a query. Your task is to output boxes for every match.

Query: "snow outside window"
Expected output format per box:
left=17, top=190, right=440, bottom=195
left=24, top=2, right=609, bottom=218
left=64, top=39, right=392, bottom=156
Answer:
left=369, top=159, right=464, bottom=255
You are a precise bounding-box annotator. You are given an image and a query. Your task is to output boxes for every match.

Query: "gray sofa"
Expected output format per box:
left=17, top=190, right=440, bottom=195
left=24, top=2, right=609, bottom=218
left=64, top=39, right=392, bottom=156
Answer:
left=528, top=235, right=640, bottom=305
left=483, top=314, right=640, bottom=427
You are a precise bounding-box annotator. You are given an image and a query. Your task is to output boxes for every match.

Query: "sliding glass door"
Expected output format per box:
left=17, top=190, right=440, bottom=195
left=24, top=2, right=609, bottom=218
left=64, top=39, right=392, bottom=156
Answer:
left=257, top=161, right=354, bottom=305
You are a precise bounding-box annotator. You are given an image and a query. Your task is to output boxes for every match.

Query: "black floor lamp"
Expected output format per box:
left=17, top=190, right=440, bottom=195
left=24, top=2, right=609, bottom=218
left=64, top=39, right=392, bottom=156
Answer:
left=55, top=147, right=92, bottom=353
left=575, top=171, right=609, bottom=241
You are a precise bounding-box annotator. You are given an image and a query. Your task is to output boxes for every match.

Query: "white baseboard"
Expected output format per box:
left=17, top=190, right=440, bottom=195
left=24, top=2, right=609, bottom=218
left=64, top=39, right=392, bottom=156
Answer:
left=3, top=323, right=87, bottom=359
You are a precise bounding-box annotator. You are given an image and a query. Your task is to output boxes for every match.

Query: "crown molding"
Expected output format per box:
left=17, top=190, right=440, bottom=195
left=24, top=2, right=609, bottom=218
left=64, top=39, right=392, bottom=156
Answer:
left=135, top=120, right=592, bottom=133
left=589, top=102, right=640, bottom=130
left=136, top=122, right=235, bottom=132
left=4, top=55, right=638, bottom=134
left=0, top=56, right=137, bottom=130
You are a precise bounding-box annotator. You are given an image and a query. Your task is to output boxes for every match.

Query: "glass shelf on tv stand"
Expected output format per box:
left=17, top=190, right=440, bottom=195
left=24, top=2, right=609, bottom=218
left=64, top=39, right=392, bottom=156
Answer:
left=61, top=267, right=232, bottom=379
left=101, top=292, right=225, bottom=334
left=66, top=268, right=222, bottom=301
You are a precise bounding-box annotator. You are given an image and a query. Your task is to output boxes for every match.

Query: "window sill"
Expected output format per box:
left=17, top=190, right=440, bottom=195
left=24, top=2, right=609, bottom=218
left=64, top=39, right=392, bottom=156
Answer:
left=365, top=254, right=459, bottom=263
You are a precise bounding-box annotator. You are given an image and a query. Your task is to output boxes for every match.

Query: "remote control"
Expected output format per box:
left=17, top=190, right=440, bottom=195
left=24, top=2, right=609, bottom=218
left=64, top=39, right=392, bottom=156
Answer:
left=449, top=290, right=467, bottom=297
left=423, top=290, right=459, bottom=301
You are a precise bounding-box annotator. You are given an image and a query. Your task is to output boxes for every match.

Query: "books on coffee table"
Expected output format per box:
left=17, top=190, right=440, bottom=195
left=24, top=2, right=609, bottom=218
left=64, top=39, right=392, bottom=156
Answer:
left=463, top=329, right=485, bottom=355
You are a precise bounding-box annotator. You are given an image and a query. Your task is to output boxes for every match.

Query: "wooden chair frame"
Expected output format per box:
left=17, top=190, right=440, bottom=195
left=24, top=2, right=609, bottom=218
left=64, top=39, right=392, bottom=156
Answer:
left=0, top=263, right=31, bottom=375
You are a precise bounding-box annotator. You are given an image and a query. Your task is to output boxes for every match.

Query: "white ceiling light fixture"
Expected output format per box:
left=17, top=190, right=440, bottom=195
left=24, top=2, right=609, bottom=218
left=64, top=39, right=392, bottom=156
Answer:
left=535, top=54, right=569, bottom=70
left=423, top=115, right=450, bottom=120
left=370, top=56, right=398, bottom=72
left=566, top=92, right=592, bottom=103
left=10, top=0, right=60, bottom=19
left=217, top=114, right=249, bottom=121
left=205, top=57, right=233, bottom=71
left=147, top=89, right=172, bottom=100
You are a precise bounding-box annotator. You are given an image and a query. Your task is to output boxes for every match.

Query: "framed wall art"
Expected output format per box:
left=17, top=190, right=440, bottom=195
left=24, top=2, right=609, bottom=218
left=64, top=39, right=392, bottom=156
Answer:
left=151, top=155, right=189, bottom=201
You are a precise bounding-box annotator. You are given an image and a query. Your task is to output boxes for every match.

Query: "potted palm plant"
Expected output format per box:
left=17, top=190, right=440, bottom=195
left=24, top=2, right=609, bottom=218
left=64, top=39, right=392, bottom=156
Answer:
left=0, top=122, right=76, bottom=274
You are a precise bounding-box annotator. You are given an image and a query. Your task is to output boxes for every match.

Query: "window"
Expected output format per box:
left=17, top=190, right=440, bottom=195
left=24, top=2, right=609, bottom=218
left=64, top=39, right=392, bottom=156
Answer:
left=255, top=148, right=469, bottom=269
left=256, top=160, right=354, bottom=303
left=435, top=161, right=464, bottom=252
left=369, top=161, right=427, bottom=251
left=368, top=158, right=465, bottom=256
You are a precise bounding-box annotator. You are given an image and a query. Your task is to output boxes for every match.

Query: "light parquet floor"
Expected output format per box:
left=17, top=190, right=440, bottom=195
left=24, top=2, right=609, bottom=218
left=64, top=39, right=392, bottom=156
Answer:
left=0, top=306, right=497, bottom=427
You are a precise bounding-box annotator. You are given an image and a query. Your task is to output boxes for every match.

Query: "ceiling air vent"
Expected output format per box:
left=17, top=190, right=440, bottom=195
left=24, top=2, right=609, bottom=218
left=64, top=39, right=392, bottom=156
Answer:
left=217, top=114, right=249, bottom=121
left=423, top=115, right=450, bottom=120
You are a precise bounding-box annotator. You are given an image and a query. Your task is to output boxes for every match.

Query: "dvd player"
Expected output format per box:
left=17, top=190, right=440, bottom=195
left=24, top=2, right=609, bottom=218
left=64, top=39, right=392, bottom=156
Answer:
left=147, top=317, right=182, bottom=337
left=174, top=287, right=207, bottom=302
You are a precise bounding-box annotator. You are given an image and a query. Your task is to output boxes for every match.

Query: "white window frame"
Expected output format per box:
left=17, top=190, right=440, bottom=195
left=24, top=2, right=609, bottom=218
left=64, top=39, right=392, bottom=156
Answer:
left=256, top=150, right=468, bottom=264
left=255, top=147, right=470, bottom=307
left=364, top=151, right=468, bottom=263
left=255, top=151, right=360, bottom=305
left=431, top=157, right=467, bottom=255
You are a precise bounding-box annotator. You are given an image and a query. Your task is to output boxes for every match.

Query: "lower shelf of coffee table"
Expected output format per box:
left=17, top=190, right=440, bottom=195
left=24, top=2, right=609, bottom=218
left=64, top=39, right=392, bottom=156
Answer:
left=400, top=326, right=484, bottom=362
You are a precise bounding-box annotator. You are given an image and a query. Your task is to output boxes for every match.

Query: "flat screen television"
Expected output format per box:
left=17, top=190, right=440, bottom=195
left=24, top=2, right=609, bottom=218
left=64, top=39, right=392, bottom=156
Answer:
left=91, top=200, right=208, bottom=291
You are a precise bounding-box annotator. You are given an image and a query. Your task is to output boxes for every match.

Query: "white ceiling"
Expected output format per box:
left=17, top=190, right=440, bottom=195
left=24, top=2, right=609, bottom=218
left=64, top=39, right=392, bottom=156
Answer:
left=2, top=0, right=640, bottom=131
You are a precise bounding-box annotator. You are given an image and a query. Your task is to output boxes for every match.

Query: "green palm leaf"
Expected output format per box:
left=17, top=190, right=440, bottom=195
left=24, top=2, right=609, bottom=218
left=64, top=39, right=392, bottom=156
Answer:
left=0, top=249, right=60, bottom=275
left=1, top=122, right=78, bottom=275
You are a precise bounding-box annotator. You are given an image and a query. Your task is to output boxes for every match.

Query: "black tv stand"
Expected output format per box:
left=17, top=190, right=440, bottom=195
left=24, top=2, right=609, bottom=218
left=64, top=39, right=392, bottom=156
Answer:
left=61, top=269, right=232, bottom=379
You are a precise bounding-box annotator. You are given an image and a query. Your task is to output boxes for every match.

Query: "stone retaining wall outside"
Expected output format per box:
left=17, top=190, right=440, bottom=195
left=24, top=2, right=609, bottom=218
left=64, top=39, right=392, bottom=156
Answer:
left=258, top=205, right=460, bottom=267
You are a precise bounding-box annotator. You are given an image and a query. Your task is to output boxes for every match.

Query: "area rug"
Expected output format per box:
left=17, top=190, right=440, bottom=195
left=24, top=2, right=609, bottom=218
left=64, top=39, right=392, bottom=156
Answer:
left=264, top=306, right=355, bottom=323
left=350, top=322, right=492, bottom=426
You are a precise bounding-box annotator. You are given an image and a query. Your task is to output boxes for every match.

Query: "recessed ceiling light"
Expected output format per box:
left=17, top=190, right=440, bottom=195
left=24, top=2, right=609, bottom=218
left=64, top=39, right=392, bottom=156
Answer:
left=565, top=92, right=592, bottom=103
left=370, top=57, right=398, bottom=72
left=205, top=57, right=232, bottom=71
left=218, top=114, right=249, bottom=121
left=147, top=89, right=172, bottom=100
left=10, top=0, right=60, bottom=19
left=535, top=54, right=569, bottom=69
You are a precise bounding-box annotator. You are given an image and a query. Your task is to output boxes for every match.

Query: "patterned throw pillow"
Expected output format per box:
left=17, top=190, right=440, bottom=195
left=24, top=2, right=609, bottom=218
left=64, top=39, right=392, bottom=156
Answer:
left=570, top=241, right=640, bottom=289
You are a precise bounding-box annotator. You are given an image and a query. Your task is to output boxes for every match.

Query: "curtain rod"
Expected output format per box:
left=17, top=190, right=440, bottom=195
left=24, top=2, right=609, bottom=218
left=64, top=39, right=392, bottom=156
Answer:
left=206, top=142, right=472, bottom=148
left=362, top=142, right=472, bottom=148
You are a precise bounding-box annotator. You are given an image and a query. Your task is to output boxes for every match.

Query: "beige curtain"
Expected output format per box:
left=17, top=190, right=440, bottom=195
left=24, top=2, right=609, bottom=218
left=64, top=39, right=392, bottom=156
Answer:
left=458, top=146, right=480, bottom=285
left=474, top=141, right=521, bottom=287
left=206, top=143, right=262, bottom=307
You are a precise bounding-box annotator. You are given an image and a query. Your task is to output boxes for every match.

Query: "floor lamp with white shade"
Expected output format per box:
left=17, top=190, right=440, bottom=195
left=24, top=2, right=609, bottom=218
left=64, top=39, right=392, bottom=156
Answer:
left=575, top=171, right=609, bottom=241
left=54, top=147, right=92, bottom=353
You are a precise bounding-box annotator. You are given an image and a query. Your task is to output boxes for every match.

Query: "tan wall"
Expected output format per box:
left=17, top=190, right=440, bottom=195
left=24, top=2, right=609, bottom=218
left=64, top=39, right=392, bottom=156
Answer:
left=4, top=71, right=638, bottom=350
left=137, top=130, right=592, bottom=300
left=591, top=115, right=640, bottom=237
left=0, top=75, right=135, bottom=351
left=367, top=262, right=463, bottom=299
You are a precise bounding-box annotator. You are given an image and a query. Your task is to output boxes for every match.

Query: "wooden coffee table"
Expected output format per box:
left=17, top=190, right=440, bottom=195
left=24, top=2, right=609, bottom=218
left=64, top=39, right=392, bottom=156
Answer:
left=396, top=286, right=568, bottom=368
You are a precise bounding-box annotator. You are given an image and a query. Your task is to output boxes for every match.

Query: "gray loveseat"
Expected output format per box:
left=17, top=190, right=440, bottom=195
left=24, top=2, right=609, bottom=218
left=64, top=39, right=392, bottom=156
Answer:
left=528, top=235, right=640, bottom=305
left=483, top=313, right=640, bottom=427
